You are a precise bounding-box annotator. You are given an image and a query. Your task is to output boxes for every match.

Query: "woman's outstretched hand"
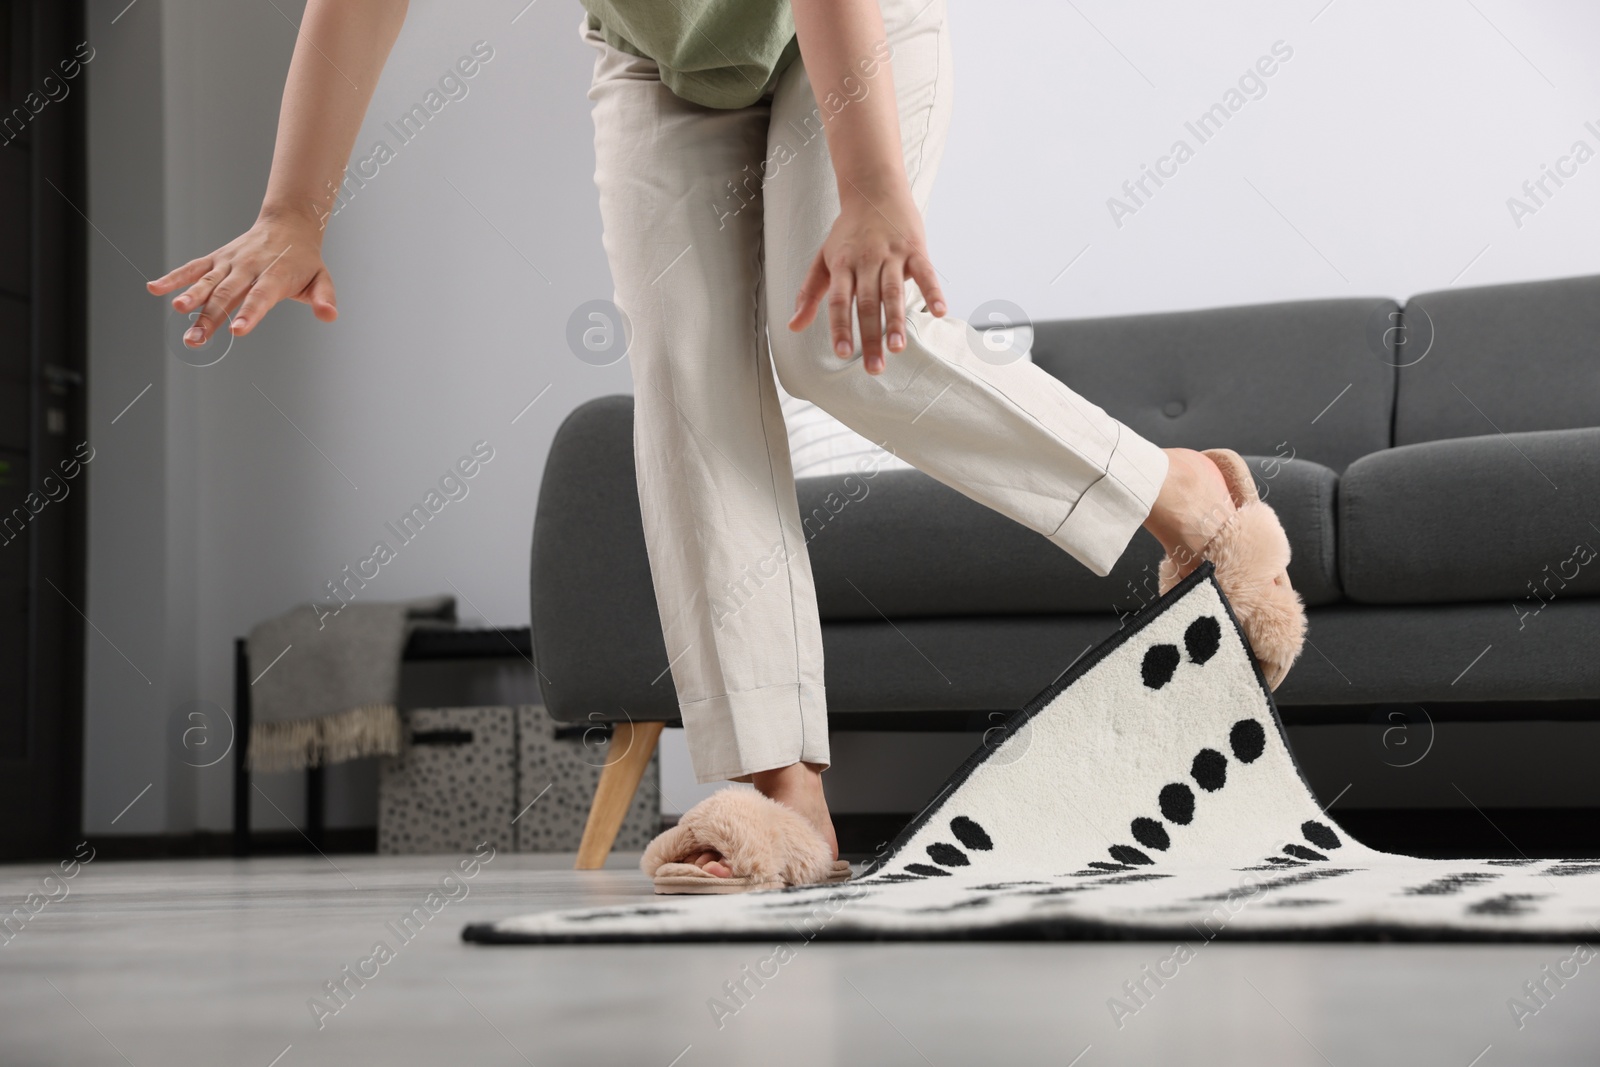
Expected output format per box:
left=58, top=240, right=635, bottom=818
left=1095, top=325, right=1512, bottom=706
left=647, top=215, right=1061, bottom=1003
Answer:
left=786, top=187, right=947, bottom=376
left=146, top=0, right=413, bottom=346
left=146, top=205, right=338, bottom=348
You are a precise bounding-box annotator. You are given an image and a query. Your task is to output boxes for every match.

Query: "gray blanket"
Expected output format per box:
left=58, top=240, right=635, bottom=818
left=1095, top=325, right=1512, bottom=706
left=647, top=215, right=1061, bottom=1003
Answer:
left=246, top=594, right=456, bottom=772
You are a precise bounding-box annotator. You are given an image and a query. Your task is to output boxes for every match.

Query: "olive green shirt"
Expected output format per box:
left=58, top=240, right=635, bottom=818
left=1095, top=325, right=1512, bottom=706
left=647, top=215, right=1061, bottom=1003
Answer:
left=581, top=0, right=801, bottom=109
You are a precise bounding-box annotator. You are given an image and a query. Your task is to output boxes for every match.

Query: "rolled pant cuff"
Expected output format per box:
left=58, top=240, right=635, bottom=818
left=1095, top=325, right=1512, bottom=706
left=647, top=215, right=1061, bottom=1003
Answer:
left=1048, top=423, right=1170, bottom=578
left=679, top=682, right=831, bottom=784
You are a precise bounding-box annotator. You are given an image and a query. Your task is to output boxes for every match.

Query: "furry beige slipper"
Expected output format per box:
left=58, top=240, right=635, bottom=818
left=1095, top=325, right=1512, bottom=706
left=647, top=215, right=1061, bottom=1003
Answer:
left=642, top=788, right=851, bottom=895
left=1157, top=448, right=1307, bottom=690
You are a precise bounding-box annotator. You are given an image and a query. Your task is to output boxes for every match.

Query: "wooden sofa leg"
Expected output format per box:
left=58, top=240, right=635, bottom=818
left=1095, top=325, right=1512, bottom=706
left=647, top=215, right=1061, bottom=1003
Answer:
left=575, top=721, right=664, bottom=869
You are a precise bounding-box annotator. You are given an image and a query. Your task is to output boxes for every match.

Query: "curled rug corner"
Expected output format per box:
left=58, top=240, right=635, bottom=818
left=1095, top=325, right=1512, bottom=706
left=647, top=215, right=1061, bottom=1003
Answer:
left=464, top=562, right=1600, bottom=944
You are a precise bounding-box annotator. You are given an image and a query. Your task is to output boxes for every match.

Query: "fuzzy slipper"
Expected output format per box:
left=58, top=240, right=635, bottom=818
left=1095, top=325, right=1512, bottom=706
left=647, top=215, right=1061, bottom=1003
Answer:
left=1157, top=448, right=1307, bottom=690
left=643, top=788, right=850, bottom=895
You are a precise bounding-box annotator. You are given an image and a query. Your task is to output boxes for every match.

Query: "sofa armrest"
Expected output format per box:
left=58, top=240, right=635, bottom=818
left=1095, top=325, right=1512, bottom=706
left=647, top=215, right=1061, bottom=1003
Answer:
left=529, top=396, right=676, bottom=725
left=1340, top=426, right=1600, bottom=604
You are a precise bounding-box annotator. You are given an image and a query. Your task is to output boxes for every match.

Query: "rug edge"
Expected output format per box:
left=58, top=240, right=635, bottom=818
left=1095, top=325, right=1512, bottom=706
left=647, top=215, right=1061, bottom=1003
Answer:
left=460, top=916, right=1594, bottom=946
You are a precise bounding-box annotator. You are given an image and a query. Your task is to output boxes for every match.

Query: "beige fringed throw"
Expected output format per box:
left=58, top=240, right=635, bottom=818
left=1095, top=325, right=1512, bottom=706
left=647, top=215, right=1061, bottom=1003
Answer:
left=246, top=594, right=456, bottom=773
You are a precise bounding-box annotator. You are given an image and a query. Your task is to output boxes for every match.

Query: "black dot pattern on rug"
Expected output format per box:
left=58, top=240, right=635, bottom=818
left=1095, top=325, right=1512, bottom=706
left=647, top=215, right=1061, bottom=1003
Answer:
left=1142, top=644, right=1181, bottom=689
left=1301, top=820, right=1341, bottom=850
left=1131, top=817, right=1170, bottom=851
left=1230, top=719, right=1266, bottom=763
left=1467, top=893, right=1543, bottom=917
left=903, top=863, right=950, bottom=877
left=1108, top=844, right=1154, bottom=866
left=950, top=816, right=993, bottom=851
left=927, top=842, right=970, bottom=867
left=1159, top=783, right=1195, bottom=825
left=1191, top=748, right=1228, bottom=792
left=1184, top=615, right=1221, bottom=664
left=1284, top=844, right=1326, bottom=862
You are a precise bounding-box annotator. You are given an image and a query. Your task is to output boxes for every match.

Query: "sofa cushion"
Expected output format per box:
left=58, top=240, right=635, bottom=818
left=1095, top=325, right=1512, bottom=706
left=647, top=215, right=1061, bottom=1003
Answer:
left=1396, top=274, right=1600, bottom=447
left=1029, top=298, right=1396, bottom=474
left=801, top=456, right=1342, bottom=621
left=819, top=599, right=1600, bottom=717
left=1339, top=427, right=1600, bottom=604
left=1272, top=599, right=1600, bottom=706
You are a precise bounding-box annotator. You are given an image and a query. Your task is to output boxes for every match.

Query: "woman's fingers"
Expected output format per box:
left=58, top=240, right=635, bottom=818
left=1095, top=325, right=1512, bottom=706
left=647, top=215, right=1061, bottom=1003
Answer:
left=154, top=214, right=337, bottom=343
left=856, top=267, right=884, bottom=373
left=787, top=252, right=832, bottom=332
left=825, top=268, right=857, bottom=359
left=907, top=251, right=947, bottom=317
left=231, top=266, right=291, bottom=336
left=187, top=266, right=242, bottom=346
left=188, top=244, right=336, bottom=340
left=147, top=256, right=214, bottom=299
left=173, top=266, right=228, bottom=317
left=789, top=227, right=939, bottom=373
left=881, top=261, right=907, bottom=355
left=303, top=268, right=339, bottom=321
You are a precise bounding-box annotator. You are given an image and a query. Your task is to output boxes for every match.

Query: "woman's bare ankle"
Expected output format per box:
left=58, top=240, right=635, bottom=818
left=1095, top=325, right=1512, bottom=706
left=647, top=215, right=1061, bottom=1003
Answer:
left=1145, top=448, right=1236, bottom=574
left=750, top=762, right=838, bottom=861
left=748, top=761, right=822, bottom=793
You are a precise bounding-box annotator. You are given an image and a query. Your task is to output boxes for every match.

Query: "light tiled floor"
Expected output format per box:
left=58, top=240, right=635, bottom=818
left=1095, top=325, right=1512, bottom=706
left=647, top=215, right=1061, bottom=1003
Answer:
left=1, top=853, right=1594, bottom=1066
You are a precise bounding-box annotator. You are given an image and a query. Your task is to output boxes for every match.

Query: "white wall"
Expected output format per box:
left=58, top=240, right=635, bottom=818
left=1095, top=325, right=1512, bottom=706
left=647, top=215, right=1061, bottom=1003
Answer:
left=931, top=0, right=1600, bottom=321
left=85, top=0, right=1600, bottom=834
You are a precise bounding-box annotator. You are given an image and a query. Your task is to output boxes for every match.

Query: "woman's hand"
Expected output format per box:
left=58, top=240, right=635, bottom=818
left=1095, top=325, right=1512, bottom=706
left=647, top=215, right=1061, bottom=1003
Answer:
left=147, top=205, right=338, bottom=347
left=787, top=187, right=947, bottom=375
left=145, top=0, right=412, bottom=345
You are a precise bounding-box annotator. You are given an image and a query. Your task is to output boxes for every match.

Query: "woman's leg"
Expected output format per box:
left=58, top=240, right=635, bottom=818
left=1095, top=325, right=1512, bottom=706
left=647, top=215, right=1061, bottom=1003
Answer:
left=581, top=23, right=834, bottom=813
left=764, top=0, right=1190, bottom=578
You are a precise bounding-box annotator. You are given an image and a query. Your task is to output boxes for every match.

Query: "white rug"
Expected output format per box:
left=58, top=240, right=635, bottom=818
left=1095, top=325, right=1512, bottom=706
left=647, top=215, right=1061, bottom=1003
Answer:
left=464, top=562, right=1600, bottom=944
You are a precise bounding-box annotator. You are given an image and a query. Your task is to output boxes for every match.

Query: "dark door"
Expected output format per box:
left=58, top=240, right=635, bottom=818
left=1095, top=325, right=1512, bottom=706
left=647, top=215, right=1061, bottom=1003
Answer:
left=0, top=0, right=88, bottom=861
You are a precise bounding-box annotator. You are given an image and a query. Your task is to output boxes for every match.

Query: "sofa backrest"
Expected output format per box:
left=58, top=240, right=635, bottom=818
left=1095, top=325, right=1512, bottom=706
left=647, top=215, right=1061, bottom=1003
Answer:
left=1396, top=274, right=1600, bottom=447
left=1029, top=298, right=1396, bottom=474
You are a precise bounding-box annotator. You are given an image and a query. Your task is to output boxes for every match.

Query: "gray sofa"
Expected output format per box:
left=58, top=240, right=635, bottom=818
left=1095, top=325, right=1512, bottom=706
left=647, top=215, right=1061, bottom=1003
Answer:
left=531, top=274, right=1600, bottom=741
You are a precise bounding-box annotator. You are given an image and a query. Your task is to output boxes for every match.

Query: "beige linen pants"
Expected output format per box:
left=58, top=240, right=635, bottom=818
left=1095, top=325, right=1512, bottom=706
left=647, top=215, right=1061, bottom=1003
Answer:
left=580, top=0, right=1171, bottom=784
